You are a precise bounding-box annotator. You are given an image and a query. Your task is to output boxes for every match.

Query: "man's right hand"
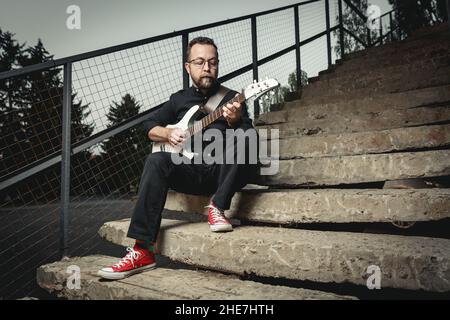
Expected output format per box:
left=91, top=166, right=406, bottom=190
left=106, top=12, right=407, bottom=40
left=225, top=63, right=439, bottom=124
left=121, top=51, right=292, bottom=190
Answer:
left=167, top=128, right=187, bottom=147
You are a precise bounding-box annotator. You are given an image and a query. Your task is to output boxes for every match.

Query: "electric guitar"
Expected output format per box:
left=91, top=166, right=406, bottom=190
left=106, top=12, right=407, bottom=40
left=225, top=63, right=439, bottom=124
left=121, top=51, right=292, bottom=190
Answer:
left=151, top=78, right=279, bottom=159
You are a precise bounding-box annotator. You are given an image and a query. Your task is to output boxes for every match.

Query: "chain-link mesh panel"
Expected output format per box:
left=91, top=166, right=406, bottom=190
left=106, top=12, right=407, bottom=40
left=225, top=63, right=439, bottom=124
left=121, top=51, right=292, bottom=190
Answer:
left=300, top=0, right=327, bottom=42
left=72, top=36, right=183, bottom=135
left=0, top=67, right=66, bottom=178
left=257, top=8, right=295, bottom=60
left=189, top=20, right=253, bottom=79
left=300, top=36, right=328, bottom=78
left=222, top=70, right=255, bottom=118
left=0, top=165, right=61, bottom=299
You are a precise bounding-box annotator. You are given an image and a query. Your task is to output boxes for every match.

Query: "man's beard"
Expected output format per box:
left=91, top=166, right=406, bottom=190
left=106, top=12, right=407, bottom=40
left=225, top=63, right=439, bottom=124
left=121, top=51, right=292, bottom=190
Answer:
left=194, top=76, right=216, bottom=90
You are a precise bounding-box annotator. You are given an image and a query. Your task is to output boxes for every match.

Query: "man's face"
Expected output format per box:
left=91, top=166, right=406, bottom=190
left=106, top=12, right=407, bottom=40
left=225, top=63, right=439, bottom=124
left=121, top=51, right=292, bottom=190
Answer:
left=184, top=44, right=219, bottom=91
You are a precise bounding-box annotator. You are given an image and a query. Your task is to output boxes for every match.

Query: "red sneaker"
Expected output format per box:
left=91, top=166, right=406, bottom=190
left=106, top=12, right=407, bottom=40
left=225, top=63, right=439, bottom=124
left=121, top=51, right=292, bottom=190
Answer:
left=98, top=244, right=156, bottom=280
left=206, top=202, right=233, bottom=232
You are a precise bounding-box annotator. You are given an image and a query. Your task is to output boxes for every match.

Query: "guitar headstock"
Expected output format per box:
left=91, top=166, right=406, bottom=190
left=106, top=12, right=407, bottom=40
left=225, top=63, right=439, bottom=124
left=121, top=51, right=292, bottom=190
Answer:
left=243, top=78, right=280, bottom=100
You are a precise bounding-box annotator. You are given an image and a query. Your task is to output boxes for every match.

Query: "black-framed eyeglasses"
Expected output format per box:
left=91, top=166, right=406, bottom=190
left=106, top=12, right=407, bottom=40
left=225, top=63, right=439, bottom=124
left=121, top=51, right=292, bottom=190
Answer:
left=188, top=58, right=219, bottom=69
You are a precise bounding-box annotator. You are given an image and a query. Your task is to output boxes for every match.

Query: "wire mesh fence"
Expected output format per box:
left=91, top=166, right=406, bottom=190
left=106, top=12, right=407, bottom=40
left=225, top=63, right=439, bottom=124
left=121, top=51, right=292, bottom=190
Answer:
left=0, top=0, right=415, bottom=299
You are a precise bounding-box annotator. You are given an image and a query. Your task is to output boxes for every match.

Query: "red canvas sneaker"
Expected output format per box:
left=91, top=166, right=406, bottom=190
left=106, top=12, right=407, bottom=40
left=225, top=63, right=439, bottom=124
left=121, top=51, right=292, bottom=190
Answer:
left=206, top=202, right=233, bottom=232
left=98, top=244, right=156, bottom=280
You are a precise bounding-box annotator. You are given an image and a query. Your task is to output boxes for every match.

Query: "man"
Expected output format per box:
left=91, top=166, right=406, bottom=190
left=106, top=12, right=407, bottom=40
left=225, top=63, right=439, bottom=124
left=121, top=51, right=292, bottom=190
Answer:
left=98, top=37, right=259, bottom=280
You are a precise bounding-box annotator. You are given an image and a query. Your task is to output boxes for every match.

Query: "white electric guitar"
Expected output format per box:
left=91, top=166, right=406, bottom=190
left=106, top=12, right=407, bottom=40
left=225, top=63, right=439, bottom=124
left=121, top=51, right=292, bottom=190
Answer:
left=151, top=78, right=279, bottom=159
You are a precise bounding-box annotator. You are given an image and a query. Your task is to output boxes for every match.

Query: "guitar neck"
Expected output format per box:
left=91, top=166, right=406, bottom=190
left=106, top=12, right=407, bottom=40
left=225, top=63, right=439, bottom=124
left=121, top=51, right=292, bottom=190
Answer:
left=187, top=93, right=245, bottom=137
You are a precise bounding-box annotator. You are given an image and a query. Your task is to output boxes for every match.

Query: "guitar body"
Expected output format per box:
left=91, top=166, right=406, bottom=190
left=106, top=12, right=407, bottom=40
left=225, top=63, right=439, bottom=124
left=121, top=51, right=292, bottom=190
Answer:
left=150, top=78, right=279, bottom=160
left=151, top=104, right=200, bottom=159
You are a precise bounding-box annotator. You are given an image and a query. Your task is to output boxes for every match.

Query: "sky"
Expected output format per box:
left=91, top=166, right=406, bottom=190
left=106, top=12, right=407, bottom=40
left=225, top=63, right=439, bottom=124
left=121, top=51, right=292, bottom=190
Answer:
left=0, top=0, right=392, bottom=59
left=1, top=0, right=393, bottom=138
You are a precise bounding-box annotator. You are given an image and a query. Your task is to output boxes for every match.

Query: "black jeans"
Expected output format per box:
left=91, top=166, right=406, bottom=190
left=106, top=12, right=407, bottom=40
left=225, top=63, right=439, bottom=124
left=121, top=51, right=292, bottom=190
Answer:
left=127, top=136, right=259, bottom=244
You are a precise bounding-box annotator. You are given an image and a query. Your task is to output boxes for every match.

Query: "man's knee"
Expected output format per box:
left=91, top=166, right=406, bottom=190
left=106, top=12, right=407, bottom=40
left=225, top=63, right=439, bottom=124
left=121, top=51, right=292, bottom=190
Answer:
left=144, top=152, right=171, bottom=170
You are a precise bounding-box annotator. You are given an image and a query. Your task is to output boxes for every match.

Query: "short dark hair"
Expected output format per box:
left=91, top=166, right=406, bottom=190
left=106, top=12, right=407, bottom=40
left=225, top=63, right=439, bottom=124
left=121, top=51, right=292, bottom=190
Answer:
left=186, top=37, right=218, bottom=62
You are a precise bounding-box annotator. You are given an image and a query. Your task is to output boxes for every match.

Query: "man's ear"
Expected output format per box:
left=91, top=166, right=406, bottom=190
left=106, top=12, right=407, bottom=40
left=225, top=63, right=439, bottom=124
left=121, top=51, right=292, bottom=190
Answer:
left=184, top=62, right=190, bottom=76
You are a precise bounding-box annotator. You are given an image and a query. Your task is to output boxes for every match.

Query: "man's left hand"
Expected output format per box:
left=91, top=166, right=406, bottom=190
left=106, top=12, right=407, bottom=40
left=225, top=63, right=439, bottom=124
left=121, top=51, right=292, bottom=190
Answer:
left=223, top=95, right=242, bottom=127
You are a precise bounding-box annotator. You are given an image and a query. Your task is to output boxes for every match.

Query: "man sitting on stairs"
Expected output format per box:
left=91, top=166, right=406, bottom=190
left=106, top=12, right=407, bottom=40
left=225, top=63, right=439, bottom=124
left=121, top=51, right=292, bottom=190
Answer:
left=98, top=36, right=259, bottom=280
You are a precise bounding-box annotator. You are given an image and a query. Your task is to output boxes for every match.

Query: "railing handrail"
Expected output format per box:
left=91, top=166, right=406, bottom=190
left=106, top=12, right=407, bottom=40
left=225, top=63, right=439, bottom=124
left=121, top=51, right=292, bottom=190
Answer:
left=0, top=0, right=321, bottom=81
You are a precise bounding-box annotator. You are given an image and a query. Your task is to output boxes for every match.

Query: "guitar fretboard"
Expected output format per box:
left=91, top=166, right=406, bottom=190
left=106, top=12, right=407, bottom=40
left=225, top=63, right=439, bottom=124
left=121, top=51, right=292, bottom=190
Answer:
left=187, top=93, right=245, bottom=137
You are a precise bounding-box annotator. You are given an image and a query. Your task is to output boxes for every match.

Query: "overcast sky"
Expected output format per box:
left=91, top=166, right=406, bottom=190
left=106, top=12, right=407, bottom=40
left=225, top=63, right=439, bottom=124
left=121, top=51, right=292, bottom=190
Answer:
left=1, top=0, right=392, bottom=59
left=1, top=0, right=393, bottom=137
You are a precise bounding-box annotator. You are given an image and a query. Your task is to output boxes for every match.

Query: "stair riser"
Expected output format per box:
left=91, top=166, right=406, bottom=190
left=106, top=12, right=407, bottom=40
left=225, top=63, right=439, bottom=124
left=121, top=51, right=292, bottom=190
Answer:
left=305, top=66, right=450, bottom=98
left=165, top=189, right=450, bottom=223
left=257, top=150, right=450, bottom=186
left=259, top=106, right=450, bottom=137
left=99, top=219, right=450, bottom=292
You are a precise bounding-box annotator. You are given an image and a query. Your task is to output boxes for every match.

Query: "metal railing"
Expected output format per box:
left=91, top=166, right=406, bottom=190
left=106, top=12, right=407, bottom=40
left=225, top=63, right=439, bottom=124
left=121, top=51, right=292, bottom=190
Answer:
left=0, top=0, right=435, bottom=298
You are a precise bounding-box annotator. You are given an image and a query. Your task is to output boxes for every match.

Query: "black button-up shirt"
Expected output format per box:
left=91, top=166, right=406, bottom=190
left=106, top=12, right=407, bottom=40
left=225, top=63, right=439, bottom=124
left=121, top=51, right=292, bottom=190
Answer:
left=142, top=81, right=254, bottom=138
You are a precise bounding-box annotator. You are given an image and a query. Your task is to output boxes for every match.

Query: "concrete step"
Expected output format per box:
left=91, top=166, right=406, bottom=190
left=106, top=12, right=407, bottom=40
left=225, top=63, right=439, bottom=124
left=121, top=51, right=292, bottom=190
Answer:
left=321, top=46, right=449, bottom=80
left=164, top=188, right=450, bottom=223
left=303, top=64, right=450, bottom=99
left=257, top=105, right=450, bottom=138
left=282, top=84, right=450, bottom=112
left=98, top=218, right=450, bottom=292
left=266, top=84, right=450, bottom=120
left=37, top=255, right=355, bottom=299
left=257, top=150, right=450, bottom=187
left=269, top=124, right=450, bottom=159
left=338, top=23, right=449, bottom=62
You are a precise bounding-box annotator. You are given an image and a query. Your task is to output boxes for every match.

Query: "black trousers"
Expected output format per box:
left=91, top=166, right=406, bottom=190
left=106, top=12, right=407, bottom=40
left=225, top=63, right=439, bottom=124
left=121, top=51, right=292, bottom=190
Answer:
left=127, top=137, right=259, bottom=244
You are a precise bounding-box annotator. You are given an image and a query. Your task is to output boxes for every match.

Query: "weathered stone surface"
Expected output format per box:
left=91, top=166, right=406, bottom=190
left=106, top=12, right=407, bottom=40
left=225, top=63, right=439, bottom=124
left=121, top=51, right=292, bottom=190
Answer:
left=257, top=150, right=450, bottom=186
left=260, top=85, right=450, bottom=124
left=268, top=125, right=450, bottom=159
left=37, top=255, right=355, bottom=300
left=164, top=188, right=450, bottom=223
left=99, top=219, right=450, bottom=292
left=258, top=106, right=450, bottom=137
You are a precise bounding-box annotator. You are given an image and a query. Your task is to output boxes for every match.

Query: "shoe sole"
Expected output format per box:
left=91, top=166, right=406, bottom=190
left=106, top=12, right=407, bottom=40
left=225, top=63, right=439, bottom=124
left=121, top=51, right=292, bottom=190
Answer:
left=210, top=224, right=233, bottom=232
left=97, top=263, right=156, bottom=280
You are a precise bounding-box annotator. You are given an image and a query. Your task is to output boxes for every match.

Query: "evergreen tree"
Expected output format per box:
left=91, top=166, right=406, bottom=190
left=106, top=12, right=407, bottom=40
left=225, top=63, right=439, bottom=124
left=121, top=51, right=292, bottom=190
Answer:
left=388, top=0, right=447, bottom=37
left=332, top=0, right=380, bottom=57
left=0, top=29, right=28, bottom=177
left=99, top=94, right=150, bottom=195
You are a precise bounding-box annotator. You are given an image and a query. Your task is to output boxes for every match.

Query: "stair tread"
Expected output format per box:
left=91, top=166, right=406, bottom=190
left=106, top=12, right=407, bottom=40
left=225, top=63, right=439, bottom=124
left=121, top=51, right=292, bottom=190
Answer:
left=98, top=218, right=450, bottom=292
left=37, top=255, right=356, bottom=300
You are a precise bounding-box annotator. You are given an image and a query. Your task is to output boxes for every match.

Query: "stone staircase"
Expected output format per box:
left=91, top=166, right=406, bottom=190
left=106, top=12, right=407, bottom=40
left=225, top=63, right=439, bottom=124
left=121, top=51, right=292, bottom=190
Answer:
left=37, top=23, right=450, bottom=299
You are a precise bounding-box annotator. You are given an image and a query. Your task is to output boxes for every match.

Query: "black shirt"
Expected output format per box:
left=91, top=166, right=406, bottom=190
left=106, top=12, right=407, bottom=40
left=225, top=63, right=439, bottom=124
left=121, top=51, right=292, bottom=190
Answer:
left=142, top=81, right=255, bottom=138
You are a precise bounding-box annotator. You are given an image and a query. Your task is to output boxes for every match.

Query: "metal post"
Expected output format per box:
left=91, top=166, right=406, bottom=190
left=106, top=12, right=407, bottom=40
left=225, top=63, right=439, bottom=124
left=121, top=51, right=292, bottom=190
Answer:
left=251, top=16, right=260, bottom=117
left=60, top=62, right=72, bottom=259
left=338, top=0, right=345, bottom=58
left=182, top=33, right=190, bottom=90
left=294, top=5, right=302, bottom=90
left=447, top=0, right=450, bottom=32
left=325, top=0, right=332, bottom=68
left=389, top=12, right=393, bottom=42
left=379, top=17, right=383, bottom=45
left=367, top=27, right=372, bottom=47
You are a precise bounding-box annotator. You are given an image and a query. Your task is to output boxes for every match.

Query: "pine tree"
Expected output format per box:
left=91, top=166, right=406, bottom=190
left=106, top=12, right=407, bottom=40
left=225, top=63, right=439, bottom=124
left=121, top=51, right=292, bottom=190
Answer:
left=332, top=0, right=380, bottom=57
left=0, top=29, right=28, bottom=177
left=388, top=0, right=447, bottom=37
left=99, top=94, right=150, bottom=195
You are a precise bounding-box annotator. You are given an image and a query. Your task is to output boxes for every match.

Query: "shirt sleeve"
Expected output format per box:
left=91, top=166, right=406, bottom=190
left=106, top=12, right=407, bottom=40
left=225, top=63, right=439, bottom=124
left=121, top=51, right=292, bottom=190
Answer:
left=142, top=95, right=177, bottom=137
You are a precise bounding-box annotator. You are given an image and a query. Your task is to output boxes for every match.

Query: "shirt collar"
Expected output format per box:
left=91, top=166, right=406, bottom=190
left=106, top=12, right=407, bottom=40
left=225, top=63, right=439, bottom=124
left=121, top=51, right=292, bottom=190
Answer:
left=190, top=80, right=221, bottom=98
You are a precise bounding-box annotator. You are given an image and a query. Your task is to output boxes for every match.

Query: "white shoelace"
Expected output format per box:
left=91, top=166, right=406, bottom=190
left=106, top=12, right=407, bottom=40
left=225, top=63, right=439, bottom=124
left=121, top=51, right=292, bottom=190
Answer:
left=114, top=247, right=140, bottom=268
left=205, top=205, right=228, bottom=223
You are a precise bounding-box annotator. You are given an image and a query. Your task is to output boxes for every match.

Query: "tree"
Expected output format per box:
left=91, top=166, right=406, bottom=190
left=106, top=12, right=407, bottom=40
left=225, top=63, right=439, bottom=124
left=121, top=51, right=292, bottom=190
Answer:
left=1, top=32, right=94, bottom=204
left=99, top=94, right=150, bottom=195
left=388, top=0, right=447, bottom=37
left=332, top=0, right=379, bottom=57
left=258, top=70, right=308, bottom=113
left=0, top=29, right=28, bottom=177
